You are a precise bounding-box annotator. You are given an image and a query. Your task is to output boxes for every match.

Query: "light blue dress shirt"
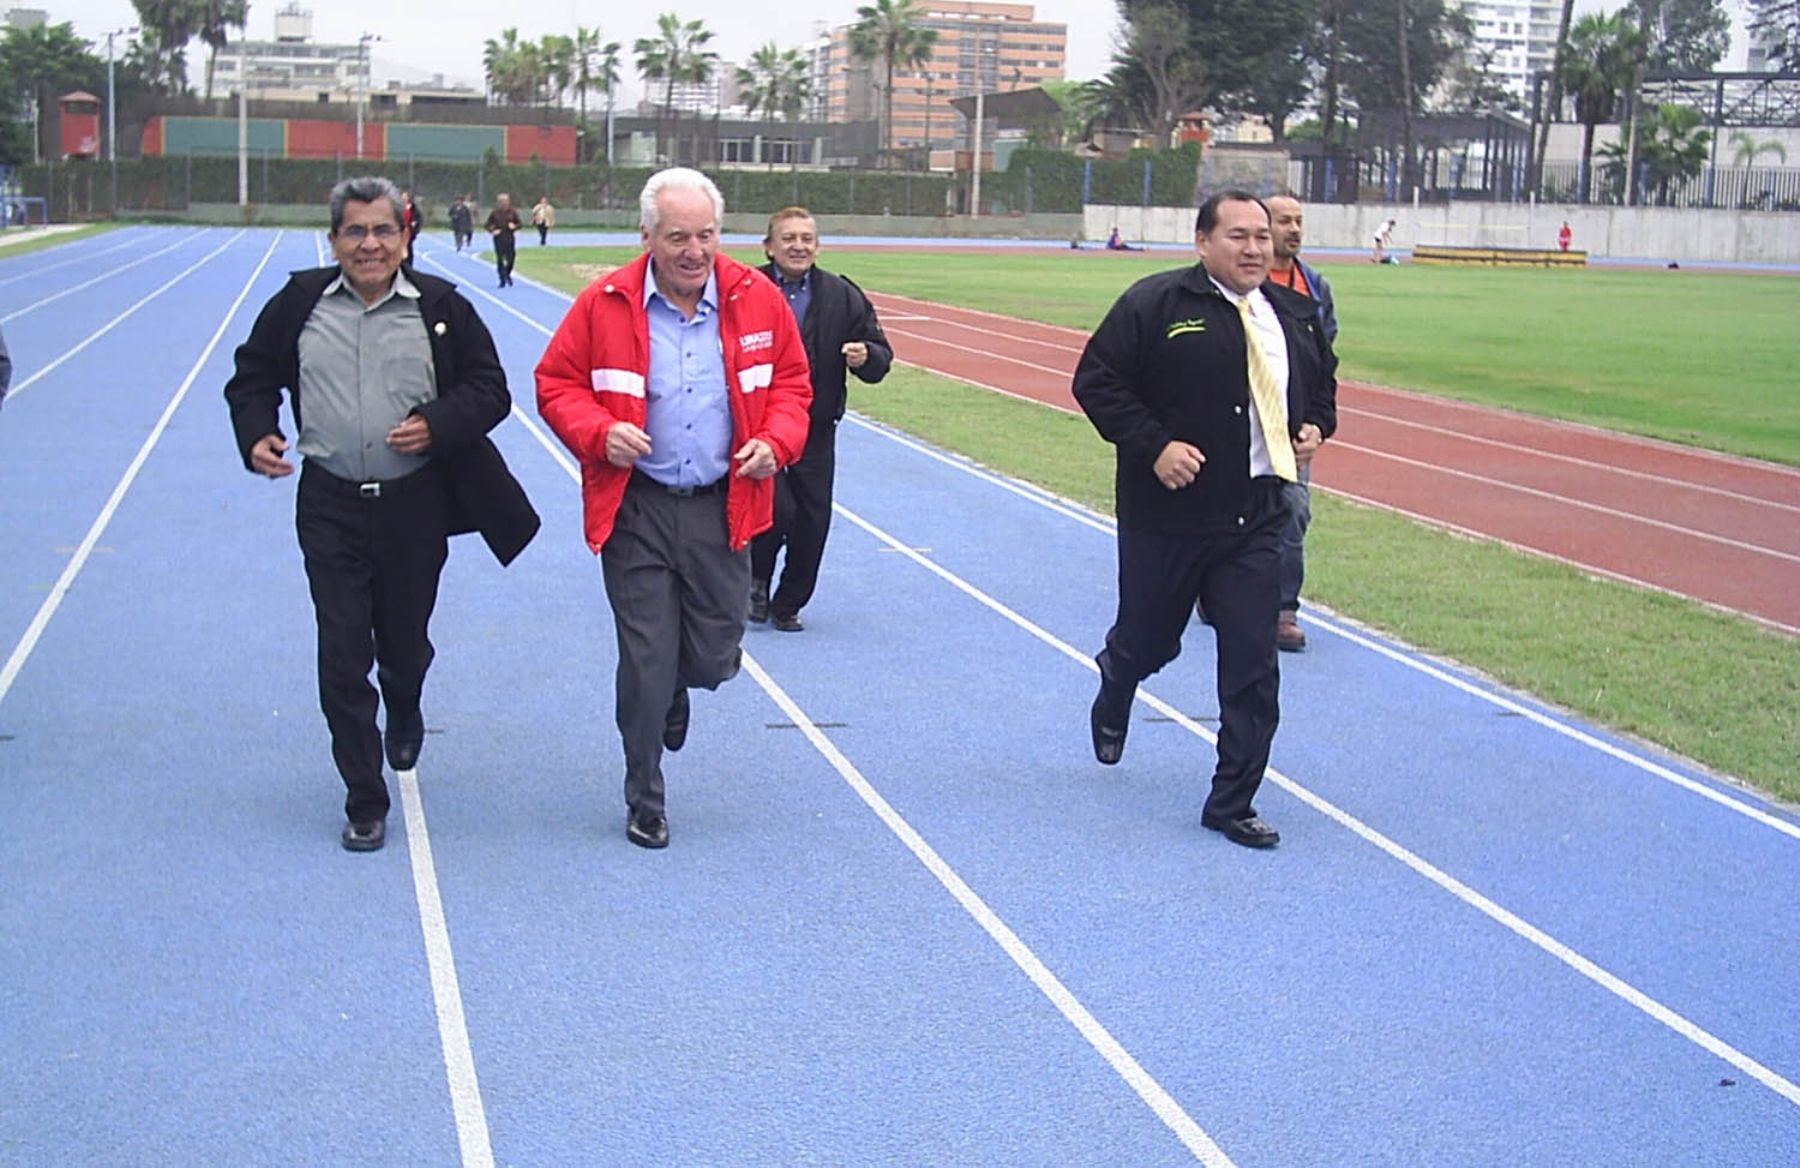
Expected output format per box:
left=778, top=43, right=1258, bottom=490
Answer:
left=637, top=264, right=731, bottom=488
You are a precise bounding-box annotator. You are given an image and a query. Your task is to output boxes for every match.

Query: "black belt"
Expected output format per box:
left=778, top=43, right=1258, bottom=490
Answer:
left=631, top=469, right=727, bottom=498
left=305, top=462, right=438, bottom=500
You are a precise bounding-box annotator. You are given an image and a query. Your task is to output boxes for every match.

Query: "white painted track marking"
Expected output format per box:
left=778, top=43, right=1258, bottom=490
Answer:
left=0, top=233, right=275, bottom=705
left=452, top=257, right=1234, bottom=1163
left=0, top=225, right=176, bottom=288
left=2, top=229, right=203, bottom=323
left=6, top=230, right=247, bottom=402
left=397, top=768, right=496, bottom=1168
left=830, top=498, right=1800, bottom=1108
left=843, top=414, right=1800, bottom=833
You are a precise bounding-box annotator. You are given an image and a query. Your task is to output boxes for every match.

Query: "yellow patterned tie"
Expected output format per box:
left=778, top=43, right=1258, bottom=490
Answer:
left=1237, top=296, right=1297, bottom=482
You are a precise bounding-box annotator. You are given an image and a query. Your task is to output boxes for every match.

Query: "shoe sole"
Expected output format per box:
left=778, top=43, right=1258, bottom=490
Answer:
left=627, top=829, right=669, bottom=850
left=1202, top=821, right=1280, bottom=848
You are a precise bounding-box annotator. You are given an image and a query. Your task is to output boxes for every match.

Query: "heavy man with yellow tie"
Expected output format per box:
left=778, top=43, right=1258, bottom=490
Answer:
left=1072, top=190, right=1337, bottom=849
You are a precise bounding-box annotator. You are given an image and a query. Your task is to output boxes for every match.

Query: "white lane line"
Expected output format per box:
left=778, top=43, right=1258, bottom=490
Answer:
left=870, top=290, right=1091, bottom=340
left=397, top=768, right=496, bottom=1168
left=890, top=313, right=1086, bottom=357
left=482, top=274, right=1233, bottom=1162
left=1331, top=439, right=1800, bottom=565
left=830, top=499, right=1800, bottom=1109
left=884, top=324, right=1074, bottom=380
left=741, top=654, right=1234, bottom=1167
left=1318, top=482, right=1800, bottom=639
left=841, top=413, right=1800, bottom=832
left=2, top=229, right=202, bottom=323
left=6, top=230, right=247, bottom=403
left=1347, top=380, right=1800, bottom=477
left=1338, top=405, right=1800, bottom=516
left=0, top=232, right=278, bottom=707
left=0, top=226, right=176, bottom=288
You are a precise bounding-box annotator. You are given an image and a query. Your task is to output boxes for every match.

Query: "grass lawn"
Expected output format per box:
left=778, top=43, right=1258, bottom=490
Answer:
left=0, top=223, right=115, bottom=259
left=515, top=247, right=1800, bottom=804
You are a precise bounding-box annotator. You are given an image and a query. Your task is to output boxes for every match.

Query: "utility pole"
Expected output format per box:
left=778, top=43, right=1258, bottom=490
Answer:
left=237, top=24, right=248, bottom=206
left=970, top=29, right=990, bottom=219
left=106, top=27, right=136, bottom=216
left=355, top=33, right=380, bottom=159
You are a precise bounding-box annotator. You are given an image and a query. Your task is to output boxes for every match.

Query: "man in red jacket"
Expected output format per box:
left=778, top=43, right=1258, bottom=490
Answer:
left=536, top=168, right=812, bottom=849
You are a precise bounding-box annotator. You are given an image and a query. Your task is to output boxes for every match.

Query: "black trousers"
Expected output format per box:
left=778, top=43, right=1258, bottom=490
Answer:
left=494, top=235, right=516, bottom=283
left=749, top=426, right=836, bottom=618
left=296, top=462, right=448, bottom=823
left=1097, top=479, right=1287, bottom=821
left=600, top=475, right=749, bottom=817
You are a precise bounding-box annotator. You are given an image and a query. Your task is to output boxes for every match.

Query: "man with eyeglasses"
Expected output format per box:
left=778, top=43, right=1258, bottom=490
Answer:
left=225, top=176, right=540, bottom=853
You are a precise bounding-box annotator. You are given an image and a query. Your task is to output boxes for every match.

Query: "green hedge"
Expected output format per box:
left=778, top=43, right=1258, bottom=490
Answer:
left=16, top=156, right=954, bottom=223
left=17, top=148, right=1203, bottom=222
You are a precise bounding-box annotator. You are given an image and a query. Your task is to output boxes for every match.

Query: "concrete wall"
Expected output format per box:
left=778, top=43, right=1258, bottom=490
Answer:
left=1086, top=203, right=1800, bottom=264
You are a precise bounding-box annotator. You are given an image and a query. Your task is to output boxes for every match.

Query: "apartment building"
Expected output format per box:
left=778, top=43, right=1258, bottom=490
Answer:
left=821, top=1, right=1066, bottom=160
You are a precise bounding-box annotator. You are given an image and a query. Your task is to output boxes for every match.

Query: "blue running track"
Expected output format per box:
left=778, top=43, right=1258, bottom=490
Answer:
left=2, top=226, right=1796, bottom=1166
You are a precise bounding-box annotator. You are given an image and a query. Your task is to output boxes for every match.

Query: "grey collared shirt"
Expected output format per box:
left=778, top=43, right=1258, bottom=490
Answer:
left=295, top=268, right=436, bottom=482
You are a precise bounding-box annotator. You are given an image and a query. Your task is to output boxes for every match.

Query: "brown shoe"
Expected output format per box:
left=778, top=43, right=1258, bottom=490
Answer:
left=1276, top=612, right=1307, bottom=653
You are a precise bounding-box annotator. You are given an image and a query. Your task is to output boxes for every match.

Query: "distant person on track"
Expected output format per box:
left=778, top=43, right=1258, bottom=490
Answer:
left=531, top=196, right=555, bottom=246
left=534, top=167, right=812, bottom=851
left=486, top=193, right=522, bottom=287
left=1261, top=194, right=1338, bottom=653
left=0, top=321, right=11, bottom=410
left=449, top=194, right=474, bottom=252
left=1073, top=190, right=1337, bottom=850
left=400, top=189, right=421, bottom=266
left=1106, top=226, right=1140, bottom=252
left=224, top=175, right=540, bottom=853
left=1371, top=217, right=1396, bottom=264
left=1558, top=221, right=1573, bottom=252
left=749, top=205, right=894, bottom=633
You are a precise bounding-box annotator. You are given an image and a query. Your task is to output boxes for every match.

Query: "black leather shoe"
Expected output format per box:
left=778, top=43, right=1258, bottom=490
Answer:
left=1090, top=689, right=1128, bottom=765
left=771, top=611, right=804, bottom=633
left=748, top=579, right=770, bottom=623
left=341, top=818, right=386, bottom=852
left=385, top=706, right=424, bottom=771
left=627, top=810, right=669, bottom=849
left=662, top=689, right=690, bottom=752
left=1202, top=813, right=1280, bottom=848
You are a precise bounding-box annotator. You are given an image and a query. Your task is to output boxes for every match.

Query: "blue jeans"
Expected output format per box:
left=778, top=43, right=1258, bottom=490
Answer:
left=1278, top=464, right=1311, bottom=614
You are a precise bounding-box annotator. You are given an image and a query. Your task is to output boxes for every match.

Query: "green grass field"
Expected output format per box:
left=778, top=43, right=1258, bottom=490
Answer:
left=0, top=223, right=114, bottom=260
left=515, top=246, right=1800, bottom=803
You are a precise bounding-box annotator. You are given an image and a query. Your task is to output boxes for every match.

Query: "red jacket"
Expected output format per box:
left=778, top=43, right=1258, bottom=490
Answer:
left=535, top=251, right=812, bottom=552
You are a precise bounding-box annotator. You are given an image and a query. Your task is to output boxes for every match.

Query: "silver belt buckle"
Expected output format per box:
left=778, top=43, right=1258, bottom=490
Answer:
left=358, top=482, right=382, bottom=499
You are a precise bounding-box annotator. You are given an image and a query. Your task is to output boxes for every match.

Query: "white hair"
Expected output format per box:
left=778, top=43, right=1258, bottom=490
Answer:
left=640, top=167, right=725, bottom=235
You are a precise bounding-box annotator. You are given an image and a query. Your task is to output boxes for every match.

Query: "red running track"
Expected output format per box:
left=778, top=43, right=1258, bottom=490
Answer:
left=866, top=290, right=1800, bottom=635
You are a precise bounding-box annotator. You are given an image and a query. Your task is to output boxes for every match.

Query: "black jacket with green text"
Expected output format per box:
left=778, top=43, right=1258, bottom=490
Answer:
left=1072, top=263, right=1337, bottom=535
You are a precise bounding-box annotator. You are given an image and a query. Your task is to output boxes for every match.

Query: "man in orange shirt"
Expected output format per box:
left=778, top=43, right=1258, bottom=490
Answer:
left=1263, top=195, right=1337, bottom=652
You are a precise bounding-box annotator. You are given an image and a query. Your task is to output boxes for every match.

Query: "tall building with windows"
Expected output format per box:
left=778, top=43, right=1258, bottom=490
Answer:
left=823, top=1, right=1065, bottom=161
left=1455, top=0, right=1561, bottom=109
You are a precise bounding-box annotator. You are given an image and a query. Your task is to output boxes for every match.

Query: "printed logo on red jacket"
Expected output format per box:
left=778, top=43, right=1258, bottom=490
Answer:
left=739, top=329, right=774, bottom=353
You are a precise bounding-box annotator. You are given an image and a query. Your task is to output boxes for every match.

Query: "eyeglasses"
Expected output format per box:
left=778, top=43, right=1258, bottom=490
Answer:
left=339, top=224, right=400, bottom=241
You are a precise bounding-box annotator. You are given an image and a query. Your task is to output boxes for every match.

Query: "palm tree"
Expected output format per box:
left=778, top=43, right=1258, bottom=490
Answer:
left=1728, top=130, right=1787, bottom=167
left=1558, top=11, right=1642, bottom=203
left=849, top=0, right=939, bottom=170
left=571, top=26, right=603, bottom=139
left=484, top=28, right=532, bottom=106
left=636, top=13, right=717, bottom=166
left=541, top=35, right=576, bottom=109
left=598, top=40, right=623, bottom=168
left=738, top=43, right=811, bottom=170
left=1533, top=0, right=1577, bottom=194
left=197, top=0, right=247, bottom=102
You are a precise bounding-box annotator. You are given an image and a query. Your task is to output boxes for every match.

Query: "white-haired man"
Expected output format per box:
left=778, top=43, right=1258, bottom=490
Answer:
left=536, top=168, right=813, bottom=850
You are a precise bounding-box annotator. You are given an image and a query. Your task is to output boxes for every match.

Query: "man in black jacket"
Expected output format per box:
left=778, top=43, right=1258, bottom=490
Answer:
left=749, top=207, right=893, bottom=632
left=1072, top=190, right=1337, bottom=849
left=225, top=176, right=539, bottom=852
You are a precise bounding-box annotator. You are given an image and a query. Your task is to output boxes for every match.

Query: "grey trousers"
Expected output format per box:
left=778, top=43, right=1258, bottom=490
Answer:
left=600, top=478, right=749, bottom=816
left=1278, top=463, right=1312, bottom=614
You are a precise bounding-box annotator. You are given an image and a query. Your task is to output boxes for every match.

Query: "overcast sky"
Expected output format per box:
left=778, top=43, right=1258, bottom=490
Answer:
left=49, top=0, right=1752, bottom=103
left=50, top=0, right=1122, bottom=101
